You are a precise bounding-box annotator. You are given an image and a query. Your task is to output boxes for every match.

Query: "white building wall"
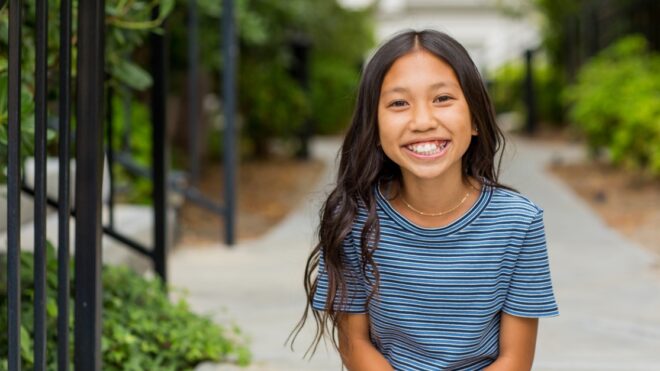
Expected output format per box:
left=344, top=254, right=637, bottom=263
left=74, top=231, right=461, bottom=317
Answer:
left=375, top=0, right=541, bottom=74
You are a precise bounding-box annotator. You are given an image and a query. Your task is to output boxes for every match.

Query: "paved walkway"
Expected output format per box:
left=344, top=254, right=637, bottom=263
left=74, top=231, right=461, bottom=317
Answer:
left=170, top=136, right=660, bottom=371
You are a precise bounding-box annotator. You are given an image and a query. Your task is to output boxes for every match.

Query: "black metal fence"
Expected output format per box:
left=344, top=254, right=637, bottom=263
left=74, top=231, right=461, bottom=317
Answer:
left=562, top=0, right=660, bottom=80
left=3, top=0, right=237, bottom=369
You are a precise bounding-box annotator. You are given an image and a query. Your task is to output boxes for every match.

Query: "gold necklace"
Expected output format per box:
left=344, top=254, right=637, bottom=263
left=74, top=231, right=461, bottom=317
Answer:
left=399, top=184, right=477, bottom=217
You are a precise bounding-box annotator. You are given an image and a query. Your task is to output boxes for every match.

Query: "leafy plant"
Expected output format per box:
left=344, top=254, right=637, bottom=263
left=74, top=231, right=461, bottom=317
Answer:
left=489, top=57, right=566, bottom=126
left=109, top=93, right=153, bottom=204
left=0, top=0, right=173, bottom=183
left=0, top=244, right=251, bottom=370
left=167, top=0, right=374, bottom=158
left=564, top=35, right=660, bottom=174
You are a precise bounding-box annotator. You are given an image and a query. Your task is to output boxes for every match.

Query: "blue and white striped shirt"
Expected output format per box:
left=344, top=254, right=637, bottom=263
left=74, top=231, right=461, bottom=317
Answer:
left=312, top=183, right=559, bottom=370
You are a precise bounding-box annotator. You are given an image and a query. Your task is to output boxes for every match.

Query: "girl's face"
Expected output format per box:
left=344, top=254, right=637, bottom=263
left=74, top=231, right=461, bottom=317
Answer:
left=377, top=50, right=477, bottom=184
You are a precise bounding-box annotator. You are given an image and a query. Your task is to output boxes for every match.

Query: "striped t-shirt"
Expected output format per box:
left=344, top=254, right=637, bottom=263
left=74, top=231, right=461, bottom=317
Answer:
left=312, top=182, right=559, bottom=370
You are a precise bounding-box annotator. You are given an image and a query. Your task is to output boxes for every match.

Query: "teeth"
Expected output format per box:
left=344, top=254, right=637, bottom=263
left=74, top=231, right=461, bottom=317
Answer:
left=407, top=141, right=448, bottom=155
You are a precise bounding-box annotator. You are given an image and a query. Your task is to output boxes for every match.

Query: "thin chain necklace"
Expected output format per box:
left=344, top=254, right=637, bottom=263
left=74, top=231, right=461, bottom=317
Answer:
left=399, top=184, right=477, bottom=217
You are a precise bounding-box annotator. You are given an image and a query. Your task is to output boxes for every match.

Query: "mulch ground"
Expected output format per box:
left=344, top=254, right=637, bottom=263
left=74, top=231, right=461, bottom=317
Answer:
left=549, top=160, right=660, bottom=255
left=175, top=157, right=325, bottom=246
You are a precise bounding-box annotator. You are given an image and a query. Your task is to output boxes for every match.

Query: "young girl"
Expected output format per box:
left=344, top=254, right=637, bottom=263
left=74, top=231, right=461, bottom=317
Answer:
left=292, top=29, right=559, bottom=370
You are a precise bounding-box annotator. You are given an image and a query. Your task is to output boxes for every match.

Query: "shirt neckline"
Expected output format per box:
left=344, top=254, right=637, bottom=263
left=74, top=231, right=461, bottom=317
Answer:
left=375, top=179, right=493, bottom=237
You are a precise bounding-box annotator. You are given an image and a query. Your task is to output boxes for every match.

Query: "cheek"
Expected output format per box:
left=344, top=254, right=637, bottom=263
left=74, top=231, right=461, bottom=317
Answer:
left=445, top=105, right=472, bottom=132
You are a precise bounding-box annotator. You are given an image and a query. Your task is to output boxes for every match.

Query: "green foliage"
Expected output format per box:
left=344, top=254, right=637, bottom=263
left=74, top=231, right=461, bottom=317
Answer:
left=490, top=61, right=525, bottom=114
left=307, top=1, right=372, bottom=135
left=0, top=0, right=173, bottom=182
left=167, top=0, right=374, bottom=157
left=238, top=58, right=309, bottom=154
left=110, top=93, right=153, bottom=204
left=564, top=35, right=660, bottom=174
left=489, top=57, right=566, bottom=125
left=0, top=244, right=251, bottom=370
left=532, top=0, right=582, bottom=68
left=310, top=56, right=360, bottom=135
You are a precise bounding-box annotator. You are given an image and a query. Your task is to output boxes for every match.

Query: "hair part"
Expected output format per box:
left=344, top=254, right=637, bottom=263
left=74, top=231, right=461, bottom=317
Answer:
left=288, top=29, right=514, bottom=357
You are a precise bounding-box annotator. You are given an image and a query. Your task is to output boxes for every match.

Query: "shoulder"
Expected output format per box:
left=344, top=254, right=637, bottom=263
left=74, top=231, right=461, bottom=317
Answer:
left=486, top=186, right=544, bottom=223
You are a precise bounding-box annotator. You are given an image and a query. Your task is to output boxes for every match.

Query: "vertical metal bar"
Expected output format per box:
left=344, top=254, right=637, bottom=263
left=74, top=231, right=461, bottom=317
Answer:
left=57, top=0, right=73, bottom=367
left=7, top=0, right=23, bottom=369
left=151, top=8, right=168, bottom=281
left=222, top=0, right=237, bottom=246
left=74, top=0, right=105, bottom=368
left=34, top=0, right=49, bottom=368
left=290, top=38, right=311, bottom=160
left=188, top=0, right=200, bottom=185
left=524, top=49, right=537, bottom=135
left=106, top=87, right=115, bottom=228
left=121, top=85, right=132, bottom=153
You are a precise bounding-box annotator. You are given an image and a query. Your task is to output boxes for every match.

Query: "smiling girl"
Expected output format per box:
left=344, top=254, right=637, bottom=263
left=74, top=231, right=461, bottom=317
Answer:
left=292, top=29, right=559, bottom=370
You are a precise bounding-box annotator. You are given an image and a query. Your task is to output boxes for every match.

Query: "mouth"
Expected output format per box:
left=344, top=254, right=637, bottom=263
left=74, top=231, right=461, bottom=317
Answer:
left=404, top=140, right=450, bottom=157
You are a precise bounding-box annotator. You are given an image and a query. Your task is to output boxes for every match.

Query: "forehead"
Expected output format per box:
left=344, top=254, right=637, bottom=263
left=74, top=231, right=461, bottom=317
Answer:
left=381, top=50, right=460, bottom=91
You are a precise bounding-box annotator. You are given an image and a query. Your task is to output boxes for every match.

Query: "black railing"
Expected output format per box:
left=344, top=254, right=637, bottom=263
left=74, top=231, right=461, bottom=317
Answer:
left=7, top=1, right=23, bottom=370
left=562, top=0, right=660, bottom=80
left=57, top=0, right=73, bottom=368
left=111, top=0, right=238, bottom=245
left=73, top=1, right=106, bottom=368
left=3, top=0, right=238, bottom=370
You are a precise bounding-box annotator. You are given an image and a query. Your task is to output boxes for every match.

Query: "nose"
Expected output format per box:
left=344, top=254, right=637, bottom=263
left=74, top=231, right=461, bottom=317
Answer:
left=409, top=102, right=437, bottom=132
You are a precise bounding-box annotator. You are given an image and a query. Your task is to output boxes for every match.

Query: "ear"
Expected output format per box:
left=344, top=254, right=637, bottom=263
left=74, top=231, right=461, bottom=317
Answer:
left=472, top=126, right=479, bottom=136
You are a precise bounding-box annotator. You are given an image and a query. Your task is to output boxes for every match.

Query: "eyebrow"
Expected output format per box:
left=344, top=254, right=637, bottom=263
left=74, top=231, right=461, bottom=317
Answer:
left=381, top=81, right=458, bottom=96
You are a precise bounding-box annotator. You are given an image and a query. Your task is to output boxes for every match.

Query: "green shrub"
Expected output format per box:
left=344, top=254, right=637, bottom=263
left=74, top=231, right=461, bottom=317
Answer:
left=166, top=0, right=374, bottom=158
left=489, top=57, right=566, bottom=126
left=0, top=0, right=173, bottom=183
left=310, top=56, right=360, bottom=135
left=109, top=94, right=153, bottom=204
left=564, top=35, right=660, bottom=174
left=0, top=244, right=250, bottom=370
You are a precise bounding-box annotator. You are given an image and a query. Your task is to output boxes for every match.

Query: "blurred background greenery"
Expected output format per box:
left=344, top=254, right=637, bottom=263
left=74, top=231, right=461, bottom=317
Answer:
left=1, top=0, right=374, bottom=203
left=2, top=0, right=659, bottom=190
left=490, top=0, right=660, bottom=176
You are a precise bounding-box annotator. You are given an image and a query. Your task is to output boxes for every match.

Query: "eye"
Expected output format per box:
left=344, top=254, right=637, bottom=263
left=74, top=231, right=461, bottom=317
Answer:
left=433, top=95, right=452, bottom=103
left=387, top=100, right=408, bottom=108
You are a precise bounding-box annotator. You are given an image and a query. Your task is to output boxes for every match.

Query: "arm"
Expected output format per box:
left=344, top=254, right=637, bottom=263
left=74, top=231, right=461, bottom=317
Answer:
left=337, top=313, right=394, bottom=371
left=483, top=312, right=538, bottom=371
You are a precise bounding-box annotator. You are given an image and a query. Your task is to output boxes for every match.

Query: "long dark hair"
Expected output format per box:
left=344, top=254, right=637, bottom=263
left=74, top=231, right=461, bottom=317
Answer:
left=288, top=29, right=512, bottom=356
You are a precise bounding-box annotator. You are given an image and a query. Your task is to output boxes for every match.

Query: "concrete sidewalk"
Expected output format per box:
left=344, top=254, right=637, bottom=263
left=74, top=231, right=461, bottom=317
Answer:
left=170, top=136, right=660, bottom=371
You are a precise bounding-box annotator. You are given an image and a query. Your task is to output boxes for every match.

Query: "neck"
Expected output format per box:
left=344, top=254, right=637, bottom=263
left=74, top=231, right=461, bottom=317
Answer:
left=398, top=169, right=474, bottom=214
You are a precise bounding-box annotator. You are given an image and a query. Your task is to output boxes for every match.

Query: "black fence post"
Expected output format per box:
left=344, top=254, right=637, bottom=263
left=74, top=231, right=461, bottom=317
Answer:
left=222, top=0, right=237, bottom=245
left=290, top=35, right=312, bottom=160
left=74, top=0, right=105, bottom=368
left=7, top=0, right=23, bottom=369
left=523, top=49, right=537, bottom=135
left=151, top=7, right=169, bottom=281
left=34, top=0, right=49, bottom=368
left=187, top=0, right=201, bottom=185
left=106, top=87, right=116, bottom=230
left=57, top=0, right=73, bottom=367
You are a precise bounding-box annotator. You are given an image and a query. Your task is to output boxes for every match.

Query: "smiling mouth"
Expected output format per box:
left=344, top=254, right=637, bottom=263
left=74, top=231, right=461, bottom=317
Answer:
left=405, top=140, right=450, bottom=156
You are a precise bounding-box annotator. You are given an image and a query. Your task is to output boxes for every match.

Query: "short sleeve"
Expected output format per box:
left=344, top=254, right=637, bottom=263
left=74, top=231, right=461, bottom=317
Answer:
left=312, top=234, right=368, bottom=313
left=503, top=210, right=560, bottom=318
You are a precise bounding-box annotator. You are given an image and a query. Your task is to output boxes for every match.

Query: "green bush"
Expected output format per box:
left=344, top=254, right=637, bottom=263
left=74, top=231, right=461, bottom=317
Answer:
left=564, top=35, right=660, bottom=174
left=109, top=94, right=153, bottom=204
left=0, top=244, right=250, bottom=370
left=166, top=0, right=374, bottom=158
left=0, top=0, right=173, bottom=183
left=489, top=57, right=566, bottom=126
